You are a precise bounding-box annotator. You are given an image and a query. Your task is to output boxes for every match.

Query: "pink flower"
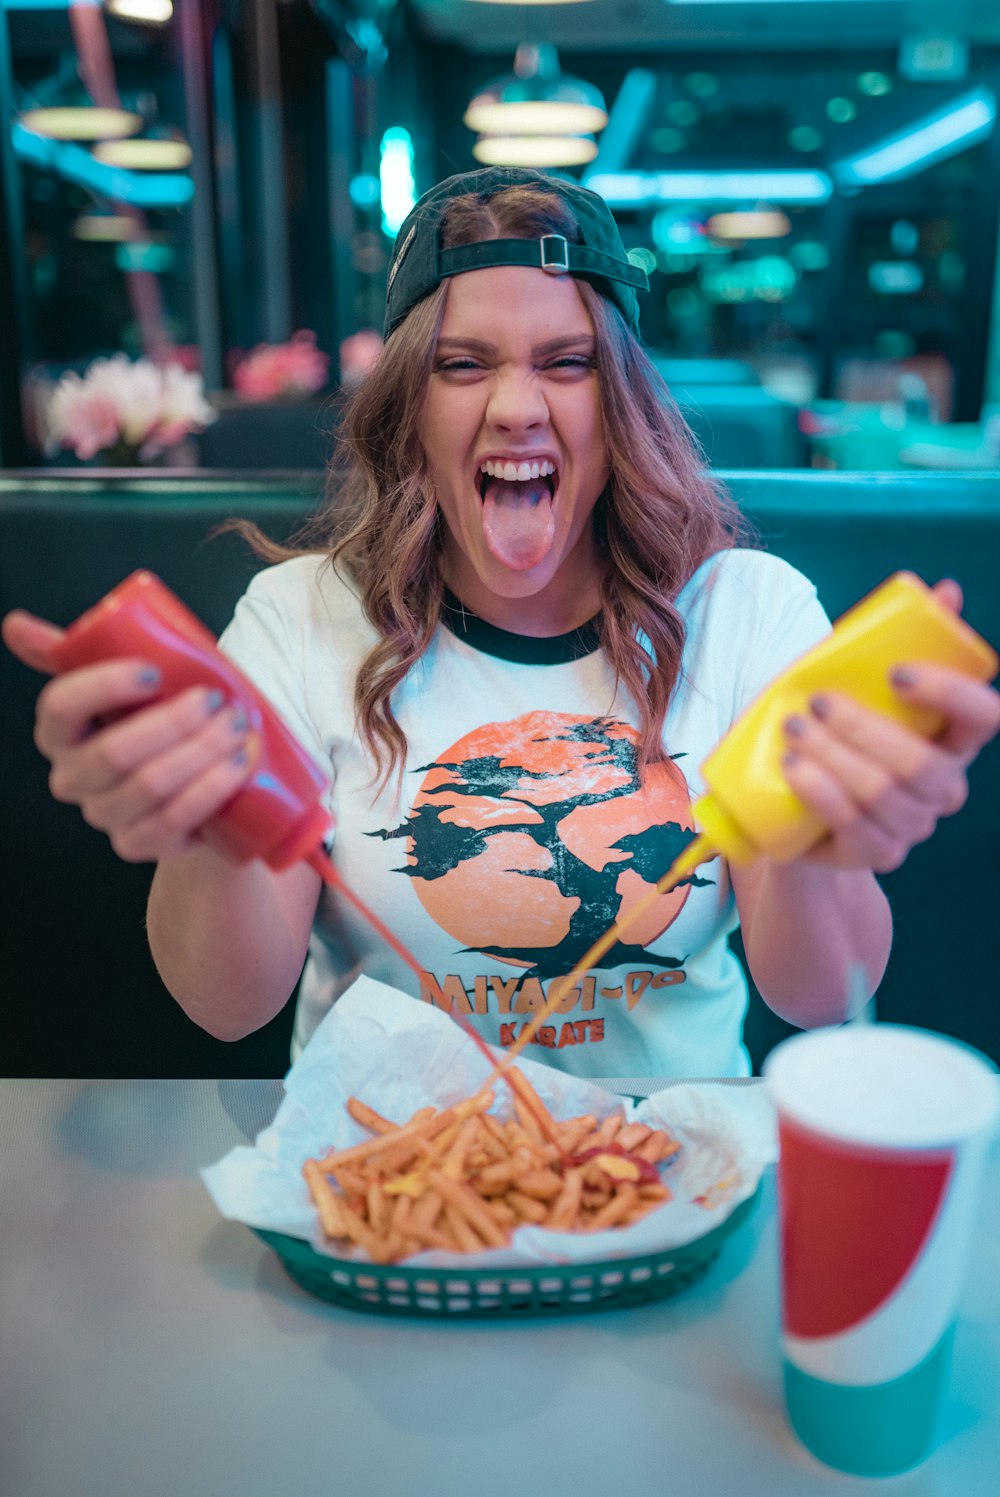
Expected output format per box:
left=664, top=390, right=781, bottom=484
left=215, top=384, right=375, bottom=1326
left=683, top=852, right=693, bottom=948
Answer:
left=339, top=329, right=383, bottom=386
left=43, top=355, right=216, bottom=460
left=232, top=330, right=330, bottom=401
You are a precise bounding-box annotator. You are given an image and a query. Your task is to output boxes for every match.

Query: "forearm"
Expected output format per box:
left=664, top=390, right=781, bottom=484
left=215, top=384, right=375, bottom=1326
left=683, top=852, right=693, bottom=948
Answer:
left=733, top=858, right=893, bottom=1027
left=147, top=847, right=319, bottom=1041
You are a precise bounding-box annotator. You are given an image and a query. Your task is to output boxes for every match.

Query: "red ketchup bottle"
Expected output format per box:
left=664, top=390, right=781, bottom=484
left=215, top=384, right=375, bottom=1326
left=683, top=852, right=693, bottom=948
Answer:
left=52, top=570, right=334, bottom=873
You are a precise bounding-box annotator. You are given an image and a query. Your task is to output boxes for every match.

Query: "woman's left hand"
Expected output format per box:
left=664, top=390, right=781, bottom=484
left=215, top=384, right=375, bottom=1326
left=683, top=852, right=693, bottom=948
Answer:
left=780, top=580, right=1000, bottom=873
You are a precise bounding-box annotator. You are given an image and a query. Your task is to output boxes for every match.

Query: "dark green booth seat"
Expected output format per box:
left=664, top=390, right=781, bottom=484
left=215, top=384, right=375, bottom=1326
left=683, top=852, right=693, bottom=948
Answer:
left=2, top=469, right=998, bottom=1078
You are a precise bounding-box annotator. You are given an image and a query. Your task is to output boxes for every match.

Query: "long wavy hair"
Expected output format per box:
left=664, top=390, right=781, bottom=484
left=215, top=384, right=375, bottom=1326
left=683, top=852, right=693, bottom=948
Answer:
left=241, top=185, right=753, bottom=789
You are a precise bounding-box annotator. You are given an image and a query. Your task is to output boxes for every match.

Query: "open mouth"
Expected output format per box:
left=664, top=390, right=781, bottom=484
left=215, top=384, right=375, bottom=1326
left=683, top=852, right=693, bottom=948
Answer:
left=477, top=458, right=560, bottom=571
left=477, top=457, right=557, bottom=501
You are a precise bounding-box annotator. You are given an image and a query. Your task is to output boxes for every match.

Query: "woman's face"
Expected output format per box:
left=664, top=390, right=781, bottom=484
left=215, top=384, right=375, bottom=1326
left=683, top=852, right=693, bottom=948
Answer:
left=417, top=264, right=610, bottom=633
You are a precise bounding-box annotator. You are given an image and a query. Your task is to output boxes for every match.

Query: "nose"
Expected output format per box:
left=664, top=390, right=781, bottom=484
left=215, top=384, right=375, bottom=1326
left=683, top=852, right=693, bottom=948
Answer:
left=485, top=368, right=549, bottom=434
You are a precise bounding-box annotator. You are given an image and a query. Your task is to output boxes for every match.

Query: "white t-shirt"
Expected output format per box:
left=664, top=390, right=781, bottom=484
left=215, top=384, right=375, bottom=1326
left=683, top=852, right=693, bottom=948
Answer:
left=218, top=547, right=830, bottom=1078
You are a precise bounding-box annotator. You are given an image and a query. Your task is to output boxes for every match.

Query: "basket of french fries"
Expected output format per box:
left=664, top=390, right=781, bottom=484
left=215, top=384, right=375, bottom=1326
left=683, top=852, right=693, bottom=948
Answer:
left=202, top=978, right=775, bottom=1318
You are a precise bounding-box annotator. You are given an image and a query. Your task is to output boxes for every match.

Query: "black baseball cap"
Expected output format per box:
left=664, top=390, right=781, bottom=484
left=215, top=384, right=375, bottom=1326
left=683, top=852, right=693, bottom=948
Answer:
left=383, top=166, right=649, bottom=339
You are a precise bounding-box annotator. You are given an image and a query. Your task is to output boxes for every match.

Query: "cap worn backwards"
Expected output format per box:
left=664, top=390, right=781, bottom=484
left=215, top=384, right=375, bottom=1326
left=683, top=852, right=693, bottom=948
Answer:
left=383, top=166, right=649, bottom=340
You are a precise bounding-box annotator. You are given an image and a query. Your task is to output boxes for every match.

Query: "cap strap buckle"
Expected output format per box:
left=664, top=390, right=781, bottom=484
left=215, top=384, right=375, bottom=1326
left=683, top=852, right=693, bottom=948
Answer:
left=539, top=234, right=570, bottom=275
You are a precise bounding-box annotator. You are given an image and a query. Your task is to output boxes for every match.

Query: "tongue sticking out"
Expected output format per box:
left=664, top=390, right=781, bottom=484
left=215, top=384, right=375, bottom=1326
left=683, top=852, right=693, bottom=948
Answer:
left=481, top=477, right=556, bottom=571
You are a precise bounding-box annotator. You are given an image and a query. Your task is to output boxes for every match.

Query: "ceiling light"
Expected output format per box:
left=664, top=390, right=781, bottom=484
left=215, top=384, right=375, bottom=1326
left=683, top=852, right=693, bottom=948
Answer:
left=588, top=170, right=832, bottom=206
left=72, top=211, right=141, bottom=242
left=464, top=44, right=607, bottom=137
left=106, top=0, right=174, bottom=21
left=472, top=134, right=598, bottom=168
left=707, top=209, right=792, bottom=240
left=92, top=137, right=193, bottom=170
left=834, top=86, right=995, bottom=185
left=19, top=105, right=143, bottom=142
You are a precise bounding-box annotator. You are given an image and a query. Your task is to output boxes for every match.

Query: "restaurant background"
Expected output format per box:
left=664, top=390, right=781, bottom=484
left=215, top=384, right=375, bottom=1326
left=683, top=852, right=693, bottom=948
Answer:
left=3, top=0, right=1000, bottom=470
left=1, top=0, right=999, bottom=1079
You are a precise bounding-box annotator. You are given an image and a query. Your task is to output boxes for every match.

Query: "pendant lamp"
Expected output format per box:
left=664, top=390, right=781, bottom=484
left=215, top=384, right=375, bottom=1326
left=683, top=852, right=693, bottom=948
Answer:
left=464, top=44, right=608, bottom=138
left=17, top=56, right=143, bottom=142
left=707, top=208, right=792, bottom=240
left=91, top=135, right=193, bottom=170
left=106, top=0, right=174, bottom=21
left=472, top=134, right=598, bottom=167
left=20, top=104, right=142, bottom=142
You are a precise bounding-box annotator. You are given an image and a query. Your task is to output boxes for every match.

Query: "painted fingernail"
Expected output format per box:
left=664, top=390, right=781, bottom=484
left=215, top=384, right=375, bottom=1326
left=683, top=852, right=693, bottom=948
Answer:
left=891, top=667, right=917, bottom=688
left=136, top=666, right=161, bottom=688
left=231, top=706, right=249, bottom=733
left=205, top=688, right=225, bottom=714
left=782, top=751, right=800, bottom=768
left=809, top=694, right=831, bottom=719
left=784, top=714, right=807, bottom=738
left=232, top=747, right=249, bottom=766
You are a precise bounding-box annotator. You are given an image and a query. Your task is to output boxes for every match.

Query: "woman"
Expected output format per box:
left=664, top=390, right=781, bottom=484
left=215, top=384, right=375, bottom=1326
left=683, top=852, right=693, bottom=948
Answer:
left=4, top=167, right=998, bottom=1078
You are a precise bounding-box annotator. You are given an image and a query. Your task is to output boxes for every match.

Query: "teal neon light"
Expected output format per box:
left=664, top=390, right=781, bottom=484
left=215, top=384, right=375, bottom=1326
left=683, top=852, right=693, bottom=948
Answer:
left=379, top=127, right=416, bottom=237
left=13, top=123, right=193, bottom=207
left=834, top=87, right=996, bottom=185
left=587, top=170, right=832, bottom=206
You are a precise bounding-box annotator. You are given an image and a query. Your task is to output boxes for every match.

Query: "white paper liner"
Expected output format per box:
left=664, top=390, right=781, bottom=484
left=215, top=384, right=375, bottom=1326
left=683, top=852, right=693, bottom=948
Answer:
left=201, top=976, right=777, bottom=1267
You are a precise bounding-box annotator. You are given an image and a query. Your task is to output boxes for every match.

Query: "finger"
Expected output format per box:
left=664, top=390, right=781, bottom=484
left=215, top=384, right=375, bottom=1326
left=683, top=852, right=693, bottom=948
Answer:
left=1, top=609, right=66, bottom=675
left=788, top=696, right=960, bottom=808
left=35, top=660, right=165, bottom=757
left=56, top=686, right=242, bottom=798
left=781, top=753, right=908, bottom=872
left=931, top=578, right=963, bottom=614
left=109, top=748, right=255, bottom=863
left=82, top=703, right=252, bottom=826
left=784, top=711, right=942, bottom=841
left=889, top=664, right=1000, bottom=759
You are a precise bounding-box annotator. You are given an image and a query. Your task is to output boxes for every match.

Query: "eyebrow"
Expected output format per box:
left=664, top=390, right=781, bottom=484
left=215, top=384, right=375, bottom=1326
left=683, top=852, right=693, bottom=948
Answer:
left=435, top=334, right=596, bottom=356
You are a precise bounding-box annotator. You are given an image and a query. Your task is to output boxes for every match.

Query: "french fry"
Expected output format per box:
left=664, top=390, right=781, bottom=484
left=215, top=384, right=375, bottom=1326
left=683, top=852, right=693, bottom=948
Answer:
left=366, top=1179, right=389, bottom=1235
left=302, top=1159, right=349, bottom=1240
left=636, top=1130, right=681, bottom=1165
left=556, top=1115, right=598, bottom=1154
left=547, top=1166, right=585, bottom=1230
left=346, top=1096, right=399, bottom=1135
left=616, top=1122, right=652, bottom=1151
left=302, top=1070, right=681, bottom=1263
left=509, top=1167, right=562, bottom=1201
left=505, top=1188, right=549, bottom=1225
left=410, top=1187, right=443, bottom=1232
left=586, top=1183, right=638, bottom=1232
left=443, top=1202, right=483, bottom=1254
left=429, top=1171, right=509, bottom=1250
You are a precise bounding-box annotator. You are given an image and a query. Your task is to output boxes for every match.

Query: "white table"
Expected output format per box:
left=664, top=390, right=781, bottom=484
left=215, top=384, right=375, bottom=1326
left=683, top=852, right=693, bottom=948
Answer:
left=2, top=1079, right=998, bottom=1497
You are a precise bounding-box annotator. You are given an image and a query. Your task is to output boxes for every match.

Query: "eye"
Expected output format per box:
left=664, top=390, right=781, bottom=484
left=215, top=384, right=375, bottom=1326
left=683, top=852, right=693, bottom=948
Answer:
left=434, top=357, right=487, bottom=378
left=544, top=354, right=596, bottom=376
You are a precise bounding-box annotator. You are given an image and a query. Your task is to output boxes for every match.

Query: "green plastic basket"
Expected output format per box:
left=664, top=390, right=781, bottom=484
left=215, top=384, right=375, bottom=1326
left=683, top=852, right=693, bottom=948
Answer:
left=253, top=1184, right=760, bottom=1318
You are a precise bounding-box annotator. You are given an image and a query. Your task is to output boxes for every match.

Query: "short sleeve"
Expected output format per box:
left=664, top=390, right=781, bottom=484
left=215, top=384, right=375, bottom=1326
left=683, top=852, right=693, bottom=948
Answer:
left=217, top=567, right=328, bottom=777
left=732, top=550, right=832, bottom=713
left=675, top=549, right=833, bottom=732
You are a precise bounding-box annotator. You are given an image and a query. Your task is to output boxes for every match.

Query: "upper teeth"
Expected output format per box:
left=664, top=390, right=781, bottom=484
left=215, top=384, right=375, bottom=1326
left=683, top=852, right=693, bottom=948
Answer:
left=480, top=458, right=556, bottom=483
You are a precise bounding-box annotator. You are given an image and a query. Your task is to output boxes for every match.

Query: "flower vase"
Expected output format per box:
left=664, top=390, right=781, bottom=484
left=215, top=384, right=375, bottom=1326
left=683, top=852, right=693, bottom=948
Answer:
left=93, top=442, right=151, bottom=467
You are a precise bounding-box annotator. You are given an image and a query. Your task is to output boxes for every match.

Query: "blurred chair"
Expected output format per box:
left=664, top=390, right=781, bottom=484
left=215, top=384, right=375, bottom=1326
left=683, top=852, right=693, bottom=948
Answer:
left=651, top=357, right=760, bottom=386
left=198, top=396, right=337, bottom=470
left=672, top=384, right=806, bottom=468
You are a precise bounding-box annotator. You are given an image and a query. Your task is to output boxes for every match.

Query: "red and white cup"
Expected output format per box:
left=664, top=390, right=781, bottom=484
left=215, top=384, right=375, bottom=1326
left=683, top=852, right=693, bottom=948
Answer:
left=764, top=1024, right=999, bottom=1477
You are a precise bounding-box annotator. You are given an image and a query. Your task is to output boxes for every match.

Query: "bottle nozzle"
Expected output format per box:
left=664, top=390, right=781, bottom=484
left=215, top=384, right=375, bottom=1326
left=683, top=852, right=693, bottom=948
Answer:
left=690, top=793, right=757, bottom=866
left=655, top=832, right=717, bottom=894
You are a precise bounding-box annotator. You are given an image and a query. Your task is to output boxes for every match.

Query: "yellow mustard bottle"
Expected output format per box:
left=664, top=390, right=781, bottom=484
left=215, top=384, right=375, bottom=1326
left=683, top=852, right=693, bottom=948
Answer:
left=666, top=571, right=999, bottom=885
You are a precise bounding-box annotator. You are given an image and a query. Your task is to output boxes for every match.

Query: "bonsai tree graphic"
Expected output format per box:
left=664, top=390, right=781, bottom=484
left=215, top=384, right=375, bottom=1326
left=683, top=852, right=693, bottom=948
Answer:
left=370, top=715, right=711, bottom=979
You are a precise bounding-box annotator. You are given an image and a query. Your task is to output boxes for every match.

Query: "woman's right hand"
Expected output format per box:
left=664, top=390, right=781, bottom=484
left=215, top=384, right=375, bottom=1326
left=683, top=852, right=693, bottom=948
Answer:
left=2, top=608, right=256, bottom=864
